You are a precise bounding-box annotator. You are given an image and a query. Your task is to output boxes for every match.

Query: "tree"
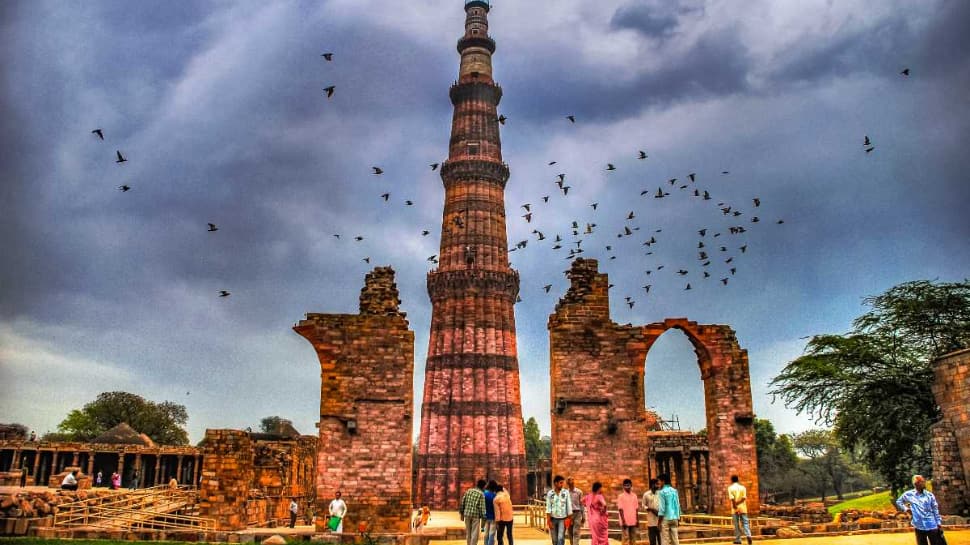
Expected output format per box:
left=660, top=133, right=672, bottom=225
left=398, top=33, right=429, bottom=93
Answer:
left=260, top=416, right=284, bottom=433
left=770, top=280, right=970, bottom=495
left=754, top=418, right=798, bottom=503
left=524, top=417, right=547, bottom=467
left=56, top=391, right=189, bottom=445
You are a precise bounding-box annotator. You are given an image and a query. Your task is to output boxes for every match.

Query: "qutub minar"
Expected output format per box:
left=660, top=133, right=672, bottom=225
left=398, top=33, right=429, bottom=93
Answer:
left=415, top=0, right=529, bottom=507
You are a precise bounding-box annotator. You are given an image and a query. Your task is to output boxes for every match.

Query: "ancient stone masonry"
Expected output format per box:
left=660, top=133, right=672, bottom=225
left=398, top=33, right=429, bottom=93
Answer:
left=294, top=267, right=414, bottom=532
left=548, top=259, right=758, bottom=516
left=199, top=430, right=254, bottom=531
left=931, top=348, right=970, bottom=515
left=415, top=0, right=528, bottom=508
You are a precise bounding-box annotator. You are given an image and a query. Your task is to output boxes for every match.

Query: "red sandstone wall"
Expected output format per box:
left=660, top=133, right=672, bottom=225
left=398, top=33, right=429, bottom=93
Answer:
left=549, top=259, right=759, bottom=516
left=295, top=267, right=414, bottom=532
left=932, top=348, right=970, bottom=515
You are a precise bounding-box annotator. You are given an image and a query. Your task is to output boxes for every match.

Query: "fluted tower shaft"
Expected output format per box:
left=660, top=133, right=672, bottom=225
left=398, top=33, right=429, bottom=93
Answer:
left=415, top=0, right=528, bottom=508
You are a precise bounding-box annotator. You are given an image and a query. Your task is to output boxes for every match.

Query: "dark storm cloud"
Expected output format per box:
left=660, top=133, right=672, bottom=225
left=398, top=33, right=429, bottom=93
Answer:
left=503, top=26, right=751, bottom=123
left=609, top=0, right=703, bottom=38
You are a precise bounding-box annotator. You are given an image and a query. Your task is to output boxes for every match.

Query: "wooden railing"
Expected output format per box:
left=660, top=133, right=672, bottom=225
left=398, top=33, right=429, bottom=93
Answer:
left=526, top=499, right=782, bottom=531
left=53, top=485, right=214, bottom=531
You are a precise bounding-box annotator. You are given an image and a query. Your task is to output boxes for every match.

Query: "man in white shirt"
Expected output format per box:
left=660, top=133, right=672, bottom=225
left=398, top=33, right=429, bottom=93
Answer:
left=329, top=491, right=347, bottom=532
left=61, top=470, right=79, bottom=491
left=289, top=498, right=299, bottom=528
left=642, top=478, right=661, bottom=545
left=727, top=475, right=751, bottom=545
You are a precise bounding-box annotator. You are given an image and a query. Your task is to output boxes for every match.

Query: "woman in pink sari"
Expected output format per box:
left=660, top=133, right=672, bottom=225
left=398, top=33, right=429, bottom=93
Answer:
left=583, top=481, right=609, bottom=545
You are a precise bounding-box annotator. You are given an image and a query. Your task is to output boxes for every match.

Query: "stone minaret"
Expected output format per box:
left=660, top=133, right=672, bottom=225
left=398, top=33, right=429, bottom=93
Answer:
left=415, top=0, right=528, bottom=508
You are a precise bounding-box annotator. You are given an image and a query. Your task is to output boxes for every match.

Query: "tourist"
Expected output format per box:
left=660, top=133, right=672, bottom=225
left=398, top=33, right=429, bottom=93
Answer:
left=289, top=497, right=299, bottom=528
left=169, top=475, right=179, bottom=489
left=583, top=482, right=609, bottom=545
left=60, top=470, right=79, bottom=491
left=642, top=478, right=661, bottom=545
left=728, top=475, right=752, bottom=545
left=328, top=490, right=347, bottom=532
left=413, top=505, right=431, bottom=533
left=617, top=478, right=639, bottom=545
left=111, top=471, right=121, bottom=489
left=459, top=479, right=487, bottom=545
left=895, top=475, right=945, bottom=545
left=656, top=474, right=681, bottom=545
left=545, top=475, right=572, bottom=545
left=484, top=480, right=499, bottom=545
left=129, top=469, right=140, bottom=490
left=28, top=431, right=36, bottom=442
left=95, top=470, right=103, bottom=487
left=566, top=477, right=584, bottom=545
left=493, top=484, right=514, bottom=545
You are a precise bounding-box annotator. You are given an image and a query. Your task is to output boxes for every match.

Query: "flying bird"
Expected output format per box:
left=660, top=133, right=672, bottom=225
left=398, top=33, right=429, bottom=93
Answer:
left=544, top=284, right=552, bottom=293
left=91, top=129, right=104, bottom=140
left=115, top=150, right=127, bottom=163
left=405, top=200, right=413, bottom=206
left=685, top=283, right=692, bottom=291
left=626, top=211, right=635, bottom=220
left=542, top=195, right=550, bottom=202
left=566, top=115, right=575, bottom=123
left=637, top=150, right=647, bottom=159
left=372, top=166, right=384, bottom=175
left=381, top=193, right=390, bottom=201
left=688, top=173, right=696, bottom=182
left=590, top=203, right=598, bottom=210
left=865, top=146, right=875, bottom=153
left=321, top=52, right=333, bottom=61
left=900, top=68, right=910, bottom=76
left=354, top=235, right=364, bottom=241
left=207, top=223, right=218, bottom=232
left=219, top=290, right=231, bottom=297
left=117, top=184, right=130, bottom=192
left=522, top=203, right=531, bottom=212
left=753, top=198, right=761, bottom=207
left=548, top=161, right=557, bottom=165
left=422, top=230, right=430, bottom=236
left=863, top=135, right=871, bottom=146
left=498, top=114, right=507, bottom=125
left=430, top=163, right=439, bottom=171
left=362, top=257, right=370, bottom=263
left=323, top=85, right=335, bottom=98
left=606, top=163, right=616, bottom=171
left=522, top=213, right=532, bottom=223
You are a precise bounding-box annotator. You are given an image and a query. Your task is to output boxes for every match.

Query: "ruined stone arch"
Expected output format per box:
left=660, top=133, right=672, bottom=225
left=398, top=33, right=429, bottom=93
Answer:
left=549, top=260, right=758, bottom=516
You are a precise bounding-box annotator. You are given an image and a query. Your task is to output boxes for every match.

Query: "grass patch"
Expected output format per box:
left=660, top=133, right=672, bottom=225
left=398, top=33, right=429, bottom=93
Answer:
left=828, top=490, right=896, bottom=515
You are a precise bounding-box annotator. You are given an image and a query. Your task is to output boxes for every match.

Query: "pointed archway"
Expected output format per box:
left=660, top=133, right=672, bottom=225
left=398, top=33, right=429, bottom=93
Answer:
left=549, top=259, right=758, bottom=515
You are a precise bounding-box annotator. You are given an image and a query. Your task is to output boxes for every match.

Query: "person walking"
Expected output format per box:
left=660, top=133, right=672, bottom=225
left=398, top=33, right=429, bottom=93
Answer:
left=617, top=478, right=639, bottom=545
left=642, top=478, right=661, bottom=545
left=328, top=490, right=347, bottom=532
left=460, top=479, right=487, bottom=545
left=728, top=475, right=752, bottom=545
left=494, top=484, right=514, bottom=545
left=583, top=482, right=609, bottom=545
left=566, top=478, right=584, bottom=545
left=656, top=474, right=681, bottom=545
left=484, top=480, right=499, bottom=545
left=111, top=471, right=121, bottom=490
left=95, top=470, right=103, bottom=487
left=895, top=475, right=945, bottom=545
left=289, top=497, right=299, bottom=528
left=546, top=475, right=572, bottom=545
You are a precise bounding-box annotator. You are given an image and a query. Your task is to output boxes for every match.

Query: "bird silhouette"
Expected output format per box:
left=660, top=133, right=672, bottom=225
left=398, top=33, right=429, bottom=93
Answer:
left=638, top=150, right=647, bottom=159
left=522, top=213, right=532, bottom=223
left=739, top=245, right=747, bottom=253
left=863, top=135, right=871, bottom=146
left=405, top=200, right=413, bottom=206
left=207, top=223, right=218, bottom=232
left=323, top=85, right=335, bottom=98
left=721, top=278, right=729, bottom=285
left=566, top=115, right=576, bottom=123
left=627, top=300, right=635, bottom=308
left=698, top=229, right=707, bottom=236
left=606, top=163, right=616, bottom=171
left=753, top=198, right=761, bottom=207
left=865, top=146, right=875, bottom=153
left=363, top=257, right=371, bottom=263
left=430, top=163, right=439, bottom=171
left=381, top=193, right=390, bottom=201
left=354, top=235, right=364, bottom=241
left=427, top=255, right=437, bottom=262
left=900, top=68, right=910, bottom=76
left=117, top=185, right=130, bottom=192
left=372, top=166, right=384, bottom=175
left=626, top=211, right=635, bottom=220
left=685, top=283, right=692, bottom=290
left=498, top=115, right=507, bottom=125
left=562, top=186, right=570, bottom=195
left=522, top=203, right=531, bottom=212
left=544, top=284, right=552, bottom=293
left=115, top=150, right=127, bottom=163
left=91, top=129, right=104, bottom=140
left=422, top=230, right=430, bottom=236
left=548, top=161, right=557, bottom=165
left=321, top=52, right=333, bottom=61
left=219, top=290, right=231, bottom=297
left=590, top=203, right=598, bottom=210
left=688, top=173, right=696, bottom=182
left=642, top=285, right=651, bottom=293
left=677, top=270, right=688, bottom=276
left=542, top=195, right=550, bottom=202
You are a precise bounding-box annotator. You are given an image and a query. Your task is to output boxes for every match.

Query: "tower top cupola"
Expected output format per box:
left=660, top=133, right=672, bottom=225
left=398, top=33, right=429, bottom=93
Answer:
left=458, top=0, right=496, bottom=83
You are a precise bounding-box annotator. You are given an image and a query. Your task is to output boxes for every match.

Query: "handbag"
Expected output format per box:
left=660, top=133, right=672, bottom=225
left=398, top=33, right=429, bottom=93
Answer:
left=327, top=516, right=342, bottom=531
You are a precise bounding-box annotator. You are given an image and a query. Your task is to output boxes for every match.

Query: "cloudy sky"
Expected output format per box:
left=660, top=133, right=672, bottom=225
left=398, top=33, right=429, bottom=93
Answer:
left=1, top=0, right=967, bottom=444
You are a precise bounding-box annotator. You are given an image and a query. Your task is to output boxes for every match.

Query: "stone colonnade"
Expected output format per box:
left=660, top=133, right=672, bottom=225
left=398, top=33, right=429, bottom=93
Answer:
left=0, top=441, right=200, bottom=489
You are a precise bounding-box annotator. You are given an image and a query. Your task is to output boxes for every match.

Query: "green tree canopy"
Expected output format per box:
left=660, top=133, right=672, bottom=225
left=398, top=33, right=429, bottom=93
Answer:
left=524, top=417, right=550, bottom=467
left=56, top=391, right=189, bottom=445
left=260, top=416, right=284, bottom=433
left=754, top=418, right=798, bottom=502
left=770, top=280, right=969, bottom=495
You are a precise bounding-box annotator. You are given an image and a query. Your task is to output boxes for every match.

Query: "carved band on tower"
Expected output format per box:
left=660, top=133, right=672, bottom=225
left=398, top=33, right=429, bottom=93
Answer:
left=415, top=0, right=528, bottom=508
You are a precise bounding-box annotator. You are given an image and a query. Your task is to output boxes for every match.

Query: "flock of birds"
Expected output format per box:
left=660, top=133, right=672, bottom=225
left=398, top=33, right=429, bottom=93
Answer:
left=89, top=42, right=911, bottom=308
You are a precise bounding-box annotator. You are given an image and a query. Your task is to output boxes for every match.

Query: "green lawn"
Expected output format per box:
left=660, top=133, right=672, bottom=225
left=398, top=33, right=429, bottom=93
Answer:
left=827, top=490, right=896, bottom=515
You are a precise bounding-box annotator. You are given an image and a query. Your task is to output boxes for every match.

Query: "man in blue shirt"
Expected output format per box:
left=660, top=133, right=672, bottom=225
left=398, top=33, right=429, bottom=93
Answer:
left=546, top=475, right=572, bottom=545
left=656, top=473, right=681, bottom=545
left=895, top=475, right=945, bottom=545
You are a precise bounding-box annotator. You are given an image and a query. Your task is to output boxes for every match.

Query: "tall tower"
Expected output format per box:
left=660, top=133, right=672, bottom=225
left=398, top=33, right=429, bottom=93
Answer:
left=415, top=0, right=528, bottom=508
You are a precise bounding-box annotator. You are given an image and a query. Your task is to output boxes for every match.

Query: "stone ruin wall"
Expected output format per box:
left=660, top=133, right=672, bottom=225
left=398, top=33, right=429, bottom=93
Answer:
left=548, top=259, right=758, bottom=516
left=198, top=430, right=317, bottom=530
left=931, top=348, right=970, bottom=515
left=294, top=267, right=414, bottom=533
